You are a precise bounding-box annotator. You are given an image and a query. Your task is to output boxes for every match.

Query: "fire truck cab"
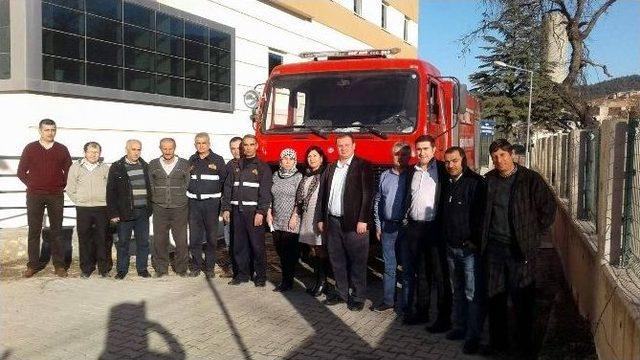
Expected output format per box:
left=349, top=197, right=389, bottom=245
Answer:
left=244, top=48, right=474, bottom=169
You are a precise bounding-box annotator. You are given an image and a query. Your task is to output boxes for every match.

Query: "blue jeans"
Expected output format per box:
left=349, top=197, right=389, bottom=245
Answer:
left=116, top=208, right=150, bottom=274
left=447, top=246, right=483, bottom=340
left=380, top=221, right=402, bottom=305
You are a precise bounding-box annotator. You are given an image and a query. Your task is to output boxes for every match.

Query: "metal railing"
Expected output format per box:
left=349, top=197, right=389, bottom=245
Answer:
left=0, top=155, right=84, bottom=224
left=532, top=116, right=640, bottom=277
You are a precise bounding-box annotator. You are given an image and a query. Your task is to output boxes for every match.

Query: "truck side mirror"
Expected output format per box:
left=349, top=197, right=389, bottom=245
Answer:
left=454, top=83, right=468, bottom=115
left=243, top=90, right=260, bottom=109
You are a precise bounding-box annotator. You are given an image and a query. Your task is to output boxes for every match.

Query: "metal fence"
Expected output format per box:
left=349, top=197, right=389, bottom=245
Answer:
left=622, top=119, right=639, bottom=275
left=532, top=115, right=640, bottom=277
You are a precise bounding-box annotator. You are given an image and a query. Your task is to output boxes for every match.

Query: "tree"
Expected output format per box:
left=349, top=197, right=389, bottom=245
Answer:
left=466, top=0, right=619, bottom=128
left=469, top=0, right=568, bottom=141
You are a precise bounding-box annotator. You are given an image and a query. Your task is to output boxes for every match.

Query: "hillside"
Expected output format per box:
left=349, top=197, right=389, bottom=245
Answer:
left=580, top=75, right=640, bottom=100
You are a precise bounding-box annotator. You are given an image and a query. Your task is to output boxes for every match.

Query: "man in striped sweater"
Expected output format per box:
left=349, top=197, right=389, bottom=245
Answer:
left=18, top=118, right=72, bottom=278
left=107, top=139, right=153, bottom=280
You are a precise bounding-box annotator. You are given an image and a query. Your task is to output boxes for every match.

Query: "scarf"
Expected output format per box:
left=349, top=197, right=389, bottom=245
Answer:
left=278, top=148, right=298, bottom=178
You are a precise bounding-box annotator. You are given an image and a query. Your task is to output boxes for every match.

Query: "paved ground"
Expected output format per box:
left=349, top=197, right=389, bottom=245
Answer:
left=1, top=239, right=488, bottom=360
left=0, top=237, right=597, bottom=360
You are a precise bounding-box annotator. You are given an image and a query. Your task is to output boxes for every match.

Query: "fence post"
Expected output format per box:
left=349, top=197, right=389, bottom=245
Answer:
left=621, top=117, right=638, bottom=266
left=568, top=130, right=580, bottom=217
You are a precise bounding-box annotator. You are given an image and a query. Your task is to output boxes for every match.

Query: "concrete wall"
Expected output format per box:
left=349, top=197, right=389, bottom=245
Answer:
left=534, top=119, right=640, bottom=360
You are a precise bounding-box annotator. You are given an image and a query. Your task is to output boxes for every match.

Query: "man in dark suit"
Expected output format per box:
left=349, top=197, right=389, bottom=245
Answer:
left=318, top=134, right=374, bottom=311
left=401, top=135, right=452, bottom=332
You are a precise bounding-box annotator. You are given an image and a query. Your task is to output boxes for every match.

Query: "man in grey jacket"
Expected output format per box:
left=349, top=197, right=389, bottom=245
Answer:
left=66, top=141, right=110, bottom=278
left=148, top=138, right=190, bottom=277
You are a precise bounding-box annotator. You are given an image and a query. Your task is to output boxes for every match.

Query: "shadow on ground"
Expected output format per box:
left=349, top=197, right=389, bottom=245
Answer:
left=99, top=301, right=185, bottom=360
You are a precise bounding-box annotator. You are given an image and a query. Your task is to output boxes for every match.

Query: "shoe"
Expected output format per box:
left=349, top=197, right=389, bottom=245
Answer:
left=371, top=303, right=394, bottom=312
left=205, top=271, right=215, bottom=279
left=80, top=272, right=91, bottom=279
left=154, top=272, right=167, bottom=278
left=426, top=319, right=452, bottom=333
left=254, top=280, right=266, bottom=287
left=23, top=267, right=39, bottom=278
left=323, top=295, right=345, bottom=306
left=189, top=270, right=201, bottom=278
left=115, top=272, right=126, bottom=280
left=306, top=281, right=326, bottom=297
left=446, top=328, right=466, bottom=341
left=402, top=313, right=429, bottom=325
left=100, top=272, right=111, bottom=278
left=347, top=300, right=365, bottom=311
left=54, top=268, right=68, bottom=278
left=273, top=283, right=293, bottom=292
left=138, top=270, right=152, bottom=278
left=462, top=338, right=480, bottom=355
left=228, top=278, right=248, bottom=286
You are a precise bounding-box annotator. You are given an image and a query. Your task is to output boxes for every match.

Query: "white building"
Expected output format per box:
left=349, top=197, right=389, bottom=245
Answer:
left=0, top=0, right=418, bottom=227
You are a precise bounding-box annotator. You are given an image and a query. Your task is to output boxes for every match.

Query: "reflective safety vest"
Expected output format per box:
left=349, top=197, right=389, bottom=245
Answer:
left=222, top=157, right=272, bottom=213
left=187, top=151, right=226, bottom=200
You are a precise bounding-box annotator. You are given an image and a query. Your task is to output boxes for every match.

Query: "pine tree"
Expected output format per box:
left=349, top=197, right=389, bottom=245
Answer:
left=470, top=0, right=569, bottom=142
left=466, top=0, right=619, bottom=129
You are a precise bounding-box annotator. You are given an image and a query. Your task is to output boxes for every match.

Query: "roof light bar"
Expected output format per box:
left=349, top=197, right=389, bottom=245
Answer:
left=299, top=48, right=400, bottom=59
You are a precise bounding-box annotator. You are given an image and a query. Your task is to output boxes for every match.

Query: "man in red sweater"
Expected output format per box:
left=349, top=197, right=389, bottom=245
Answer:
left=17, top=119, right=72, bottom=278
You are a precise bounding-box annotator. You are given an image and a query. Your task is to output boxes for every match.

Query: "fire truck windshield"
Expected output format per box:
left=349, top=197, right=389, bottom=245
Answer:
left=262, top=71, right=418, bottom=135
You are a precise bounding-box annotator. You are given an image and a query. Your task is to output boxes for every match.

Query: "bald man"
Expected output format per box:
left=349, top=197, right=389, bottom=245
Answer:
left=107, top=139, right=153, bottom=280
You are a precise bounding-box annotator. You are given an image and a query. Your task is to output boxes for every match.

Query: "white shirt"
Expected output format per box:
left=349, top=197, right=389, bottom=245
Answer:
left=327, top=154, right=354, bottom=217
left=81, top=158, right=99, bottom=172
left=409, top=160, right=439, bottom=221
left=160, top=156, right=178, bottom=175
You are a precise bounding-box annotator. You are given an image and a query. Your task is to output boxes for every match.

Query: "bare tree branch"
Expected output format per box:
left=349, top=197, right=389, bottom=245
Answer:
left=581, top=0, right=618, bottom=38
left=582, top=58, right=612, bottom=77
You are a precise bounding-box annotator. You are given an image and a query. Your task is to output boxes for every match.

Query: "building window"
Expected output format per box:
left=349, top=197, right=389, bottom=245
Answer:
left=40, top=0, right=233, bottom=103
left=381, top=2, right=387, bottom=29
left=403, top=16, right=409, bottom=41
left=268, top=52, right=282, bottom=75
left=353, top=0, right=362, bottom=15
left=0, top=0, right=10, bottom=79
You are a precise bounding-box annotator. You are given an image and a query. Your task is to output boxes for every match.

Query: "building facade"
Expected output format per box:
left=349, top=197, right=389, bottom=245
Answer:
left=0, top=0, right=418, bottom=227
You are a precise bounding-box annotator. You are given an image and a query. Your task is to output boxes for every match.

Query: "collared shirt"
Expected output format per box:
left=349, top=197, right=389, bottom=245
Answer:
left=327, top=154, right=354, bottom=217
left=374, top=168, right=407, bottom=230
left=81, top=158, right=99, bottom=172
left=409, top=159, right=439, bottom=221
left=450, top=172, right=463, bottom=183
left=160, top=155, right=178, bottom=175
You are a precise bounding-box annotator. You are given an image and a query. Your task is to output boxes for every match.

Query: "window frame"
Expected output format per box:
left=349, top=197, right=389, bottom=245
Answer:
left=0, top=0, right=235, bottom=112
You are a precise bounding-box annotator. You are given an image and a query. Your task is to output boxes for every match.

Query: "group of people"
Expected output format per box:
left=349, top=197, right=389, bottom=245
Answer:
left=18, top=119, right=556, bottom=357
left=18, top=118, right=263, bottom=283
left=259, top=132, right=556, bottom=356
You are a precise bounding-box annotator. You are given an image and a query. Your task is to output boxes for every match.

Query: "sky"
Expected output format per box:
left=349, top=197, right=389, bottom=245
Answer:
left=418, top=0, right=640, bottom=86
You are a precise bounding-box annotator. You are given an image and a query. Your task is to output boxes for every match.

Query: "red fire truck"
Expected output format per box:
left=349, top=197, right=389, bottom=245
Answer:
left=243, top=48, right=480, bottom=170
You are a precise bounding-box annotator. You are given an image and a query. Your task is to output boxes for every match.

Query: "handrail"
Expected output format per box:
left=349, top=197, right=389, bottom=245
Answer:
left=0, top=155, right=87, bottom=210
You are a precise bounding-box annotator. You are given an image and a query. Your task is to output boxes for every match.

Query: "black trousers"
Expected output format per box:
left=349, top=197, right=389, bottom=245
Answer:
left=26, top=193, right=64, bottom=269
left=486, top=242, right=536, bottom=352
left=153, top=204, right=188, bottom=274
left=404, top=220, right=452, bottom=321
left=232, top=207, right=266, bottom=282
left=326, top=215, right=369, bottom=302
left=273, top=230, right=299, bottom=285
left=188, top=199, right=220, bottom=272
left=76, top=206, right=108, bottom=274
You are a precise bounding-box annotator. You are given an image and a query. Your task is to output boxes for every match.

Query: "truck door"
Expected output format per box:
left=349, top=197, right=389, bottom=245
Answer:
left=427, top=80, right=446, bottom=157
